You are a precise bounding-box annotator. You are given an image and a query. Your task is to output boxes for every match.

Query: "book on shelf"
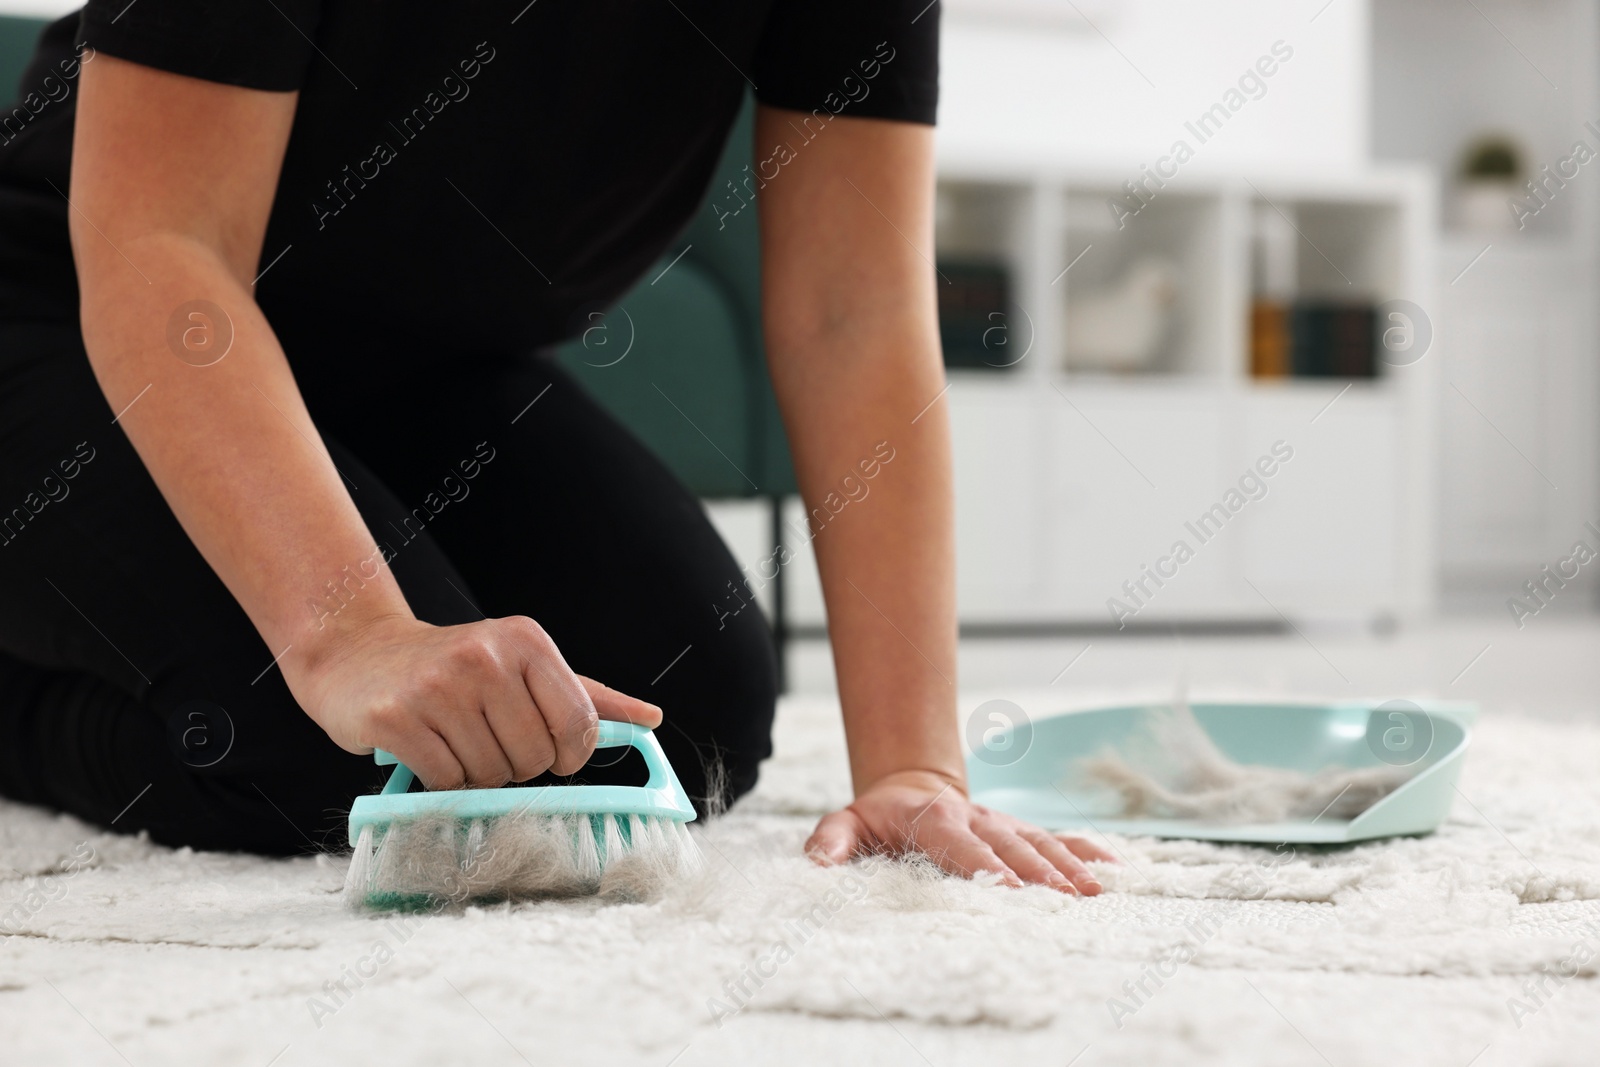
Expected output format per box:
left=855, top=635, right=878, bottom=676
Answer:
left=1250, top=300, right=1290, bottom=378
left=1251, top=299, right=1378, bottom=379
left=936, top=259, right=1014, bottom=369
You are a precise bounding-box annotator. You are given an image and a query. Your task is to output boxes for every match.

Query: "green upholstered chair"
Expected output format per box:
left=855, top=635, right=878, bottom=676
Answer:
left=554, top=94, right=798, bottom=683
left=558, top=95, right=794, bottom=498
left=0, top=18, right=799, bottom=680
left=0, top=16, right=44, bottom=112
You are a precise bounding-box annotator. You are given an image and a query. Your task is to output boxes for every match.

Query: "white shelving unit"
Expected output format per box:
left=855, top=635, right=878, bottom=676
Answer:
left=744, top=165, right=1438, bottom=632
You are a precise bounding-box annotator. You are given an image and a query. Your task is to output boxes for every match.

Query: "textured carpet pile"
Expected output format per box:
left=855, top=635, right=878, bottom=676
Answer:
left=2, top=689, right=1598, bottom=1066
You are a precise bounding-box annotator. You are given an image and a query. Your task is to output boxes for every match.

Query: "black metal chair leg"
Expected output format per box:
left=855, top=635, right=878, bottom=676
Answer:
left=768, top=494, right=788, bottom=694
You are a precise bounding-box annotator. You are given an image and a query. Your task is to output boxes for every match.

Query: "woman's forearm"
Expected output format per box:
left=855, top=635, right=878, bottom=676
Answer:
left=754, top=110, right=959, bottom=797
left=68, top=55, right=410, bottom=683
left=76, top=235, right=413, bottom=676
left=767, top=321, right=962, bottom=795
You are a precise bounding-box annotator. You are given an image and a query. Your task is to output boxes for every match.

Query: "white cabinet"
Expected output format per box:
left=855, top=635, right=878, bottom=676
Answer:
left=1236, top=386, right=1401, bottom=614
left=948, top=380, right=1050, bottom=619
left=1044, top=384, right=1235, bottom=619
left=941, top=378, right=1419, bottom=627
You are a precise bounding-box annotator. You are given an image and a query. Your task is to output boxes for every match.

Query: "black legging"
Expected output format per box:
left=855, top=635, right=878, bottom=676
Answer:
left=0, top=317, right=777, bottom=854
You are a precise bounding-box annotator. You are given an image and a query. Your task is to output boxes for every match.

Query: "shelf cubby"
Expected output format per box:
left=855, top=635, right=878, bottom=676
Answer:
left=1060, top=186, right=1229, bottom=379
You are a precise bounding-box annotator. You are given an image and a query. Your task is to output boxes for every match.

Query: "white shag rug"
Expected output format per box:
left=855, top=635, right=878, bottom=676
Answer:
left=2, top=688, right=1599, bottom=1067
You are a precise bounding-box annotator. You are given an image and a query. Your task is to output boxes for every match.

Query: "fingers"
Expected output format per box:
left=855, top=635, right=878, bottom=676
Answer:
left=801, top=783, right=1109, bottom=897
left=1058, top=834, right=1119, bottom=865
left=426, top=622, right=543, bottom=786
left=429, top=707, right=515, bottom=788
left=924, top=824, right=1020, bottom=887
left=806, top=809, right=870, bottom=865
left=342, top=617, right=647, bottom=789
left=1020, top=828, right=1104, bottom=895
left=988, top=829, right=1082, bottom=893
left=499, top=617, right=599, bottom=776
left=579, top=676, right=663, bottom=728
left=394, top=725, right=467, bottom=792
left=365, top=698, right=471, bottom=789
left=481, top=669, right=558, bottom=783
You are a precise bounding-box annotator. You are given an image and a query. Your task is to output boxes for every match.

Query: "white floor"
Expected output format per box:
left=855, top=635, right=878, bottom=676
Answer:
left=792, top=613, right=1600, bottom=724
left=2, top=615, right=1598, bottom=1067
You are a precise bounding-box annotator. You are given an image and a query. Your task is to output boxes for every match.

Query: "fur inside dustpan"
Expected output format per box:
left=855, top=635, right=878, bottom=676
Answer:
left=1076, top=702, right=1413, bottom=824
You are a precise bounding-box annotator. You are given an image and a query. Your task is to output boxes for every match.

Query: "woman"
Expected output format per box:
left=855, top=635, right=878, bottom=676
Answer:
left=0, top=0, right=1108, bottom=894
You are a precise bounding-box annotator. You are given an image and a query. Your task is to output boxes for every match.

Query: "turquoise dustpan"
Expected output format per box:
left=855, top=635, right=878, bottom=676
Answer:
left=967, top=700, right=1475, bottom=844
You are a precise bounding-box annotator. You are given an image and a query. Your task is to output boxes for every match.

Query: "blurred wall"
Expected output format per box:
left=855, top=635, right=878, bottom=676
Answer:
left=938, top=0, right=1371, bottom=173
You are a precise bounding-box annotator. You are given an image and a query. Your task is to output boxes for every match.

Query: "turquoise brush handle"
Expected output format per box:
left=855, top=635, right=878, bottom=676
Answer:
left=351, top=719, right=697, bottom=836
left=372, top=720, right=672, bottom=792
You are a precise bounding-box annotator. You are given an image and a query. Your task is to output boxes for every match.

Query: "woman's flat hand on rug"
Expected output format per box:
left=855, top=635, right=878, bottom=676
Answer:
left=288, top=613, right=662, bottom=789
left=805, top=771, right=1114, bottom=895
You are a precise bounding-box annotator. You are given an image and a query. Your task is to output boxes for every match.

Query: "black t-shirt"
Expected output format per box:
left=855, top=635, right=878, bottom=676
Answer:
left=0, top=1, right=938, bottom=355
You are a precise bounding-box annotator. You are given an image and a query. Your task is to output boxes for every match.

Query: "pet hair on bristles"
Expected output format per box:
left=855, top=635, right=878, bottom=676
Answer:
left=344, top=809, right=702, bottom=908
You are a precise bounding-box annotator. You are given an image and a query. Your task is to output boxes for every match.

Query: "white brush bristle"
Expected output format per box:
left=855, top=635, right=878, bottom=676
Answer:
left=344, top=811, right=703, bottom=909
left=345, top=824, right=376, bottom=899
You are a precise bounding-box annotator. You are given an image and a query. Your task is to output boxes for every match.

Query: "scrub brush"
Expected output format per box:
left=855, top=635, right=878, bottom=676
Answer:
left=345, top=720, right=701, bottom=908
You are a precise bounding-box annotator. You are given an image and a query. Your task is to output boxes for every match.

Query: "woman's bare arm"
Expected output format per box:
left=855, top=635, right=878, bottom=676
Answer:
left=72, top=57, right=406, bottom=687
left=755, top=110, right=960, bottom=791
left=71, top=55, right=658, bottom=788
left=758, top=107, right=1111, bottom=892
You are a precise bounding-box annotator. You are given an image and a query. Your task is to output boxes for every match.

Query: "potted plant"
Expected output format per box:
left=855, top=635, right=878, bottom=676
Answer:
left=1453, top=134, right=1523, bottom=234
